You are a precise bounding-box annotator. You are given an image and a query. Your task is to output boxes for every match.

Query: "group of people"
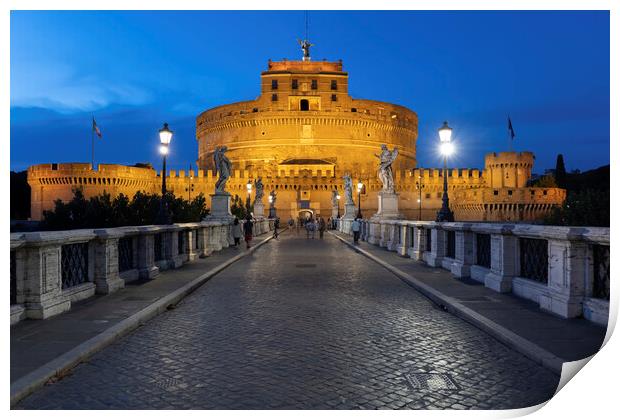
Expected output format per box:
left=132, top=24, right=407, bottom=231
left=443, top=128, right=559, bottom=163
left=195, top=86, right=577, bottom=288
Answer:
left=297, top=216, right=327, bottom=239
left=232, top=216, right=282, bottom=249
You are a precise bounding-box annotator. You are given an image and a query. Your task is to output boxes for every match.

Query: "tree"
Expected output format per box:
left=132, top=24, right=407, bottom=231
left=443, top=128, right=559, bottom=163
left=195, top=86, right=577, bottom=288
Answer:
left=40, top=189, right=209, bottom=230
left=230, top=194, right=247, bottom=220
left=555, top=154, right=567, bottom=189
left=532, top=174, right=557, bottom=188
left=544, top=189, right=609, bottom=227
left=10, top=170, right=30, bottom=220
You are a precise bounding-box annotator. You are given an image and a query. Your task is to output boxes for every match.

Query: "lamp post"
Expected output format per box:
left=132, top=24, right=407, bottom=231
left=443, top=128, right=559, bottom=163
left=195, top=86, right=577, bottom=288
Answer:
left=157, top=122, right=173, bottom=224
left=416, top=175, right=422, bottom=221
left=436, top=121, right=455, bottom=222
left=356, top=181, right=363, bottom=219
left=246, top=179, right=252, bottom=217
left=336, top=193, right=341, bottom=218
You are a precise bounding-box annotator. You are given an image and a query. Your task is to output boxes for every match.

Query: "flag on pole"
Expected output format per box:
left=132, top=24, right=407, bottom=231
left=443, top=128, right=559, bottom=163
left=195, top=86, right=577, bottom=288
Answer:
left=507, top=116, right=515, bottom=140
left=92, top=117, right=102, bottom=138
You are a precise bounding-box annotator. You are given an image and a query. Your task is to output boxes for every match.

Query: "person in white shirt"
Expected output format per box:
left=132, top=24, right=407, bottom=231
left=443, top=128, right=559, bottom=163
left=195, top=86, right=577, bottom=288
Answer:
left=351, top=218, right=361, bottom=244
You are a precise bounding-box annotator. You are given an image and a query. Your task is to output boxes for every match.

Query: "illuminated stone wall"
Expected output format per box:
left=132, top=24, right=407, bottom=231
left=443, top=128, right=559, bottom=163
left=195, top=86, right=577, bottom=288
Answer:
left=27, top=60, right=565, bottom=222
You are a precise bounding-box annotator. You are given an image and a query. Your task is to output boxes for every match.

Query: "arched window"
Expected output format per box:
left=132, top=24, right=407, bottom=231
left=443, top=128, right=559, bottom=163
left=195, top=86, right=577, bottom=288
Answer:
left=300, top=99, right=309, bottom=111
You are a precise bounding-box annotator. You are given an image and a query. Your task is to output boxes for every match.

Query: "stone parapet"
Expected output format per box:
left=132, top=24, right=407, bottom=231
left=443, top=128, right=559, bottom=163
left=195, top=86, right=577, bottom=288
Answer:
left=8, top=220, right=254, bottom=325
left=345, top=219, right=609, bottom=326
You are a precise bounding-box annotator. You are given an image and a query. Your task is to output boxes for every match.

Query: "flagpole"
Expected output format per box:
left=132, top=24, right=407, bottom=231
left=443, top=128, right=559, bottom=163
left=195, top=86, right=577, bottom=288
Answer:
left=91, top=116, right=95, bottom=169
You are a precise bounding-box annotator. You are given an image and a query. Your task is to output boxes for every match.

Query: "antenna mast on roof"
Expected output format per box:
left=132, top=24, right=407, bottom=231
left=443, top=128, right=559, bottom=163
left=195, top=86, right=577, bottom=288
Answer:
left=297, top=11, right=314, bottom=61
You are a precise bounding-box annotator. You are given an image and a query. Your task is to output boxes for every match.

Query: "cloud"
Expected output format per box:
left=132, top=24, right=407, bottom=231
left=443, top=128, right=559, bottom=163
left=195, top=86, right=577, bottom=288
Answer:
left=10, top=60, right=153, bottom=112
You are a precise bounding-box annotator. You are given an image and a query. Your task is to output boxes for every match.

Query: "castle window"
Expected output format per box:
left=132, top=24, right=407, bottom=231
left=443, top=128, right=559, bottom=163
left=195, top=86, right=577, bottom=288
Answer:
left=331, top=94, right=337, bottom=102
left=543, top=190, right=548, bottom=195
left=351, top=108, right=357, bottom=112
left=271, top=80, right=278, bottom=90
left=271, top=93, right=278, bottom=102
left=311, top=79, right=318, bottom=90
left=493, top=190, right=499, bottom=195
left=252, top=108, right=258, bottom=112
left=508, top=190, right=513, bottom=195
left=292, top=79, right=298, bottom=89
left=331, top=80, right=337, bottom=90
left=300, top=99, right=309, bottom=111
left=530, top=190, right=535, bottom=195
left=51, top=163, right=58, bottom=170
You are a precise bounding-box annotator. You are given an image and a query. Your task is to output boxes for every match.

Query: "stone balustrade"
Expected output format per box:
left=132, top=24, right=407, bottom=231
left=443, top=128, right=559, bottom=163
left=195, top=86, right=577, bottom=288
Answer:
left=10, top=219, right=274, bottom=325
left=339, top=218, right=610, bottom=326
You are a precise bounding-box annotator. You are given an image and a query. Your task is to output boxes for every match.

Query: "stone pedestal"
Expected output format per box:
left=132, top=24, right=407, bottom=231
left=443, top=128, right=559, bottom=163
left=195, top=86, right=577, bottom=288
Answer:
left=254, top=202, right=265, bottom=218
left=342, top=203, right=357, bottom=220
left=332, top=207, right=339, bottom=220
left=205, top=193, right=234, bottom=224
left=374, top=191, right=401, bottom=219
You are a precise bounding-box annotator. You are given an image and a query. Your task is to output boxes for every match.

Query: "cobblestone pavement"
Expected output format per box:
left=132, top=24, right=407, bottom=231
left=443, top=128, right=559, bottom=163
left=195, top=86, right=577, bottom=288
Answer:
left=17, top=230, right=560, bottom=409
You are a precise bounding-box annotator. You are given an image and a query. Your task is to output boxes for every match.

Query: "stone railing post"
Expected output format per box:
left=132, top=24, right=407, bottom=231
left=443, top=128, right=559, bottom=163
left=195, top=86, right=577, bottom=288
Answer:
left=197, top=223, right=211, bottom=257
left=186, top=227, right=200, bottom=261
left=582, top=227, right=610, bottom=325
left=424, top=223, right=445, bottom=267
left=386, top=222, right=400, bottom=252
left=367, top=219, right=381, bottom=245
left=206, top=222, right=223, bottom=252
left=395, top=222, right=409, bottom=256
left=379, top=221, right=390, bottom=248
left=513, top=226, right=589, bottom=318
left=93, top=228, right=125, bottom=294
left=136, top=226, right=160, bottom=280
left=22, top=237, right=69, bottom=319
left=408, top=223, right=427, bottom=261
left=450, top=223, right=474, bottom=278
left=10, top=235, right=27, bottom=324
left=156, top=226, right=182, bottom=270
left=220, top=223, right=231, bottom=248
left=483, top=224, right=517, bottom=293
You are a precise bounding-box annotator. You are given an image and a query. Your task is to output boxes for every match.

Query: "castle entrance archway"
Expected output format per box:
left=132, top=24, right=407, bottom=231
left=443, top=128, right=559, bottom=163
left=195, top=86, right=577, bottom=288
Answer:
left=298, top=209, right=314, bottom=220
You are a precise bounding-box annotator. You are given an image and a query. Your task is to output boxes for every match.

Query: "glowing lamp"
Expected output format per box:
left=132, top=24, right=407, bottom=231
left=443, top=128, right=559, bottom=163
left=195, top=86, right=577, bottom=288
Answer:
left=438, top=121, right=452, bottom=143
left=159, top=122, right=173, bottom=145
left=439, top=142, right=454, bottom=156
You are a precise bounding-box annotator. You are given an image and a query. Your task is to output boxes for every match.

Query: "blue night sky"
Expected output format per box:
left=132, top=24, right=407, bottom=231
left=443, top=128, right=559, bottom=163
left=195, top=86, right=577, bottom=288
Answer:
left=10, top=10, right=610, bottom=174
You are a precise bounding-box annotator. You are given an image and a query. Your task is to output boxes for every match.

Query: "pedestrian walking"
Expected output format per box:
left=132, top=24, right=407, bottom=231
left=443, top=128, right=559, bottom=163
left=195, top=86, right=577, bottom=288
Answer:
left=232, top=217, right=242, bottom=247
left=288, top=217, right=294, bottom=230
left=351, top=217, right=361, bottom=244
left=306, top=218, right=316, bottom=239
left=318, top=217, right=326, bottom=239
left=273, top=217, right=280, bottom=239
left=243, top=215, right=254, bottom=249
left=327, top=217, right=332, bottom=230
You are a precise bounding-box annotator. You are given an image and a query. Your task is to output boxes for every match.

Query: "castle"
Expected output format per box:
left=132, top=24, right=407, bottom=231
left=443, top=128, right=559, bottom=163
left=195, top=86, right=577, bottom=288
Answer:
left=27, top=51, right=565, bottom=222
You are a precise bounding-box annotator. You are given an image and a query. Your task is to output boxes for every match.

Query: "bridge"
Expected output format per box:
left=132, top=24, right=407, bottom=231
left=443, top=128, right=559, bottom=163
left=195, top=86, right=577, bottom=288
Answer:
left=10, top=219, right=609, bottom=409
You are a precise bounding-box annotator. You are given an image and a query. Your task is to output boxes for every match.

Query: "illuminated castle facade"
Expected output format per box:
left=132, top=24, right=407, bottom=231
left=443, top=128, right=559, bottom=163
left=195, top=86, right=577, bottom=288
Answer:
left=27, top=55, right=565, bottom=221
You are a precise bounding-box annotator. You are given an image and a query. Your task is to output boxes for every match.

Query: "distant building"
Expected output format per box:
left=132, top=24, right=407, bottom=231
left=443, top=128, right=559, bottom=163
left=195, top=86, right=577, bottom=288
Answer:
left=27, top=51, right=565, bottom=222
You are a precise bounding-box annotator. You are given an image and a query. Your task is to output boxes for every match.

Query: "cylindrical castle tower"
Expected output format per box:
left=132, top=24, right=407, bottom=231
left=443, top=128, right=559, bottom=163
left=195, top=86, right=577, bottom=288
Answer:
left=196, top=59, right=418, bottom=180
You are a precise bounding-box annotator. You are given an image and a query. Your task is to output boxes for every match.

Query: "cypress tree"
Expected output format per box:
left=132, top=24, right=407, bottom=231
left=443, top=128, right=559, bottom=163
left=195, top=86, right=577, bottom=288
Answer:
left=555, top=154, right=567, bottom=188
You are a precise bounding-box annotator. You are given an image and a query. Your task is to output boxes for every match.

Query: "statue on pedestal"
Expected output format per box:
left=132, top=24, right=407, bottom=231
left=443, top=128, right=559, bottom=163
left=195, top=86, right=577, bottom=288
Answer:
left=253, top=177, right=264, bottom=206
left=213, top=146, right=232, bottom=194
left=343, top=174, right=354, bottom=205
left=331, top=190, right=338, bottom=208
left=269, top=190, right=277, bottom=207
left=375, top=144, right=399, bottom=193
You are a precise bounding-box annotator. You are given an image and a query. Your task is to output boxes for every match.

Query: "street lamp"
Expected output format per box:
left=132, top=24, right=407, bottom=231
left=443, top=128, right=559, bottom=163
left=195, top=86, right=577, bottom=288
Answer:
left=157, top=122, right=173, bottom=224
left=246, top=179, right=252, bottom=216
left=356, top=181, right=363, bottom=219
left=336, top=193, right=341, bottom=218
left=416, top=175, right=422, bottom=221
left=436, top=121, right=455, bottom=222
